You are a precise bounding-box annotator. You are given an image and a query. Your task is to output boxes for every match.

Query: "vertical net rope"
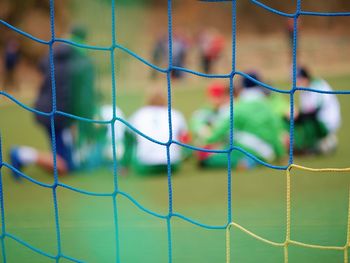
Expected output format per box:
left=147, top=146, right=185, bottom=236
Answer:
left=0, top=0, right=350, bottom=262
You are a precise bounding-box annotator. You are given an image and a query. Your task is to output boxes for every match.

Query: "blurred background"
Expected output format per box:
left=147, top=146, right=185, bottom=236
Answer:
left=1, top=1, right=350, bottom=262
left=1, top=0, right=350, bottom=96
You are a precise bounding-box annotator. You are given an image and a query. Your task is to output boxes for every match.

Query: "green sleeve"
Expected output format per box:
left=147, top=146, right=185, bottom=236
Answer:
left=190, top=109, right=211, bottom=134
left=205, top=116, right=231, bottom=144
left=270, top=114, right=287, bottom=159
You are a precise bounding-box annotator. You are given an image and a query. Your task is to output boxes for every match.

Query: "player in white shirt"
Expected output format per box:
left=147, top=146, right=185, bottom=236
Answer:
left=294, top=67, right=341, bottom=154
left=72, top=104, right=126, bottom=170
left=129, top=89, right=188, bottom=174
left=98, top=105, right=126, bottom=161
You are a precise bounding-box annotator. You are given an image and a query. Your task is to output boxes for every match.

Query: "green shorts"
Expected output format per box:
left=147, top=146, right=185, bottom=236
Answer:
left=293, top=118, right=328, bottom=152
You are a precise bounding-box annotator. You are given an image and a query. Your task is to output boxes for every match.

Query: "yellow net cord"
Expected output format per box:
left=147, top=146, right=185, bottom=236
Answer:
left=226, top=164, right=350, bottom=263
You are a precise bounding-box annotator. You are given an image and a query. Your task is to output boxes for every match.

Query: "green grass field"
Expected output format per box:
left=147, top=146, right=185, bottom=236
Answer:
left=0, top=73, right=350, bottom=263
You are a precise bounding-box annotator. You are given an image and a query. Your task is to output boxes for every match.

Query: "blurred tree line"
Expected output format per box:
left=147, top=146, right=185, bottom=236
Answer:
left=0, top=0, right=69, bottom=60
left=1, top=0, right=349, bottom=60
left=236, top=0, right=350, bottom=32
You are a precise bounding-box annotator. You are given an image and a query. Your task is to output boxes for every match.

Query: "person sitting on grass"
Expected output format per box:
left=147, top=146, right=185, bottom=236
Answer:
left=127, top=89, right=189, bottom=174
left=199, top=73, right=287, bottom=169
left=291, top=66, right=341, bottom=154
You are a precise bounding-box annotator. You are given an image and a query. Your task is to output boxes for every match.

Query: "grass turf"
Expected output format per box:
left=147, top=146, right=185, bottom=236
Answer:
left=0, top=74, right=350, bottom=262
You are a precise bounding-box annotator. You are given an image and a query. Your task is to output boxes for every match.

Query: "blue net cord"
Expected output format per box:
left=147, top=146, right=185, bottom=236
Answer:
left=0, top=0, right=350, bottom=262
left=166, top=1, right=174, bottom=261
left=110, top=0, right=122, bottom=262
left=0, top=136, right=7, bottom=262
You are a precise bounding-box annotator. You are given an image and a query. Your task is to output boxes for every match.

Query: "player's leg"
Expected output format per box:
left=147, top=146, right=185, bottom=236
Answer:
left=317, top=133, right=337, bottom=154
left=9, top=145, right=68, bottom=180
left=293, top=114, right=328, bottom=154
left=9, top=146, right=38, bottom=180
left=33, top=126, right=74, bottom=174
left=13, top=127, right=73, bottom=177
left=36, top=153, right=68, bottom=174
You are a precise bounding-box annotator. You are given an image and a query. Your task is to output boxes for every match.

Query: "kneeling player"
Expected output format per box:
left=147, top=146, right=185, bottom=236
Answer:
left=292, top=66, right=341, bottom=154
left=199, top=73, right=287, bottom=169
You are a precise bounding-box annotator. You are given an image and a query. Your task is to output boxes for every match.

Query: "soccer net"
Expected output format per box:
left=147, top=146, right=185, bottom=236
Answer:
left=0, top=0, right=350, bottom=262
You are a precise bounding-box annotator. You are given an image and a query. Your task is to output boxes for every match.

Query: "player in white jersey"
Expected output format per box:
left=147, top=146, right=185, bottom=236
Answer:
left=98, top=105, right=126, bottom=162
left=129, top=90, right=188, bottom=174
left=294, top=67, right=341, bottom=154
left=71, top=104, right=126, bottom=170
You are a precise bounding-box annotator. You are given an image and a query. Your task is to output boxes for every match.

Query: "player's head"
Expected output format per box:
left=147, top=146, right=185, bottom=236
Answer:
left=242, top=72, right=261, bottom=89
left=207, top=82, right=230, bottom=109
left=240, top=71, right=270, bottom=96
left=147, top=89, right=167, bottom=107
left=296, top=66, right=311, bottom=87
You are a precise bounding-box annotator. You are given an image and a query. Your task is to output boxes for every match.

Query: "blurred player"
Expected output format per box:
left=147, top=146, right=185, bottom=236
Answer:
left=190, top=82, right=230, bottom=163
left=285, top=18, right=301, bottom=62
left=9, top=26, right=95, bottom=179
left=200, top=73, right=287, bottom=169
left=3, top=38, right=20, bottom=91
left=292, top=66, right=341, bottom=154
left=128, top=89, right=188, bottom=174
left=151, top=32, right=189, bottom=79
left=198, top=28, right=225, bottom=74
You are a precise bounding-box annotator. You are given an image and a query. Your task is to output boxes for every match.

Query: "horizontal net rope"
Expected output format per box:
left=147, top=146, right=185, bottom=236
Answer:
left=0, top=0, right=349, bottom=262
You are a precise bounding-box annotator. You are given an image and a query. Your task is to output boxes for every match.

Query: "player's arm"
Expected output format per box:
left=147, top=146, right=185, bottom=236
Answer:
left=205, top=116, right=230, bottom=144
left=190, top=109, right=212, bottom=135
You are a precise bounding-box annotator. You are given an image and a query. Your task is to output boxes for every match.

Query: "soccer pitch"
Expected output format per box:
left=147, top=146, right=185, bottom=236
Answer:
left=0, top=74, right=350, bottom=262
